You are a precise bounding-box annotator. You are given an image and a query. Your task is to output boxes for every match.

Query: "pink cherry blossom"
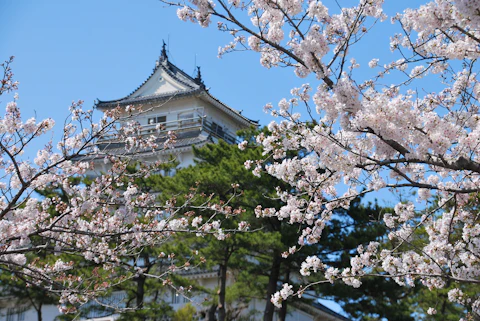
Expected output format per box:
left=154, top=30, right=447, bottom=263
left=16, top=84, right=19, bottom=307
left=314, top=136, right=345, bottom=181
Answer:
left=168, top=0, right=480, bottom=317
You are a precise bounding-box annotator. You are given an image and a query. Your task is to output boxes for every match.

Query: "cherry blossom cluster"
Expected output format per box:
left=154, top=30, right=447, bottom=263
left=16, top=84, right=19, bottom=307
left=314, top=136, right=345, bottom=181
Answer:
left=0, top=58, right=247, bottom=313
left=168, top=0, right=480, bottom=317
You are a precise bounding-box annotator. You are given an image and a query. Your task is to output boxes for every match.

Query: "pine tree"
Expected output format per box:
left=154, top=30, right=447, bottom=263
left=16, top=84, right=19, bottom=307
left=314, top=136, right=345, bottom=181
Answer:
left=147, top=128, right=419, bottom=321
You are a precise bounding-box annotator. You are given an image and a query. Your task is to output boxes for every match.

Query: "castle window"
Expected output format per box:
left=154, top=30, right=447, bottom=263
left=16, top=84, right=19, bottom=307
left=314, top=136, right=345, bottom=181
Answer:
left=211, top=122, right=224, bottom=137
left=163, top=168, right=176, bottom=177
left=5, top=307, right=26, bottom=321
left=6, top=308, right=14, bottom=321
left=148, top=115, right=166, bottom=126
left=178, top=111, right=196, bottom=128
left=171, top=289, right=180, bottom=304
left=17, top=309, right=25, bottom=321
left=147, top=115, right=167, bottom=133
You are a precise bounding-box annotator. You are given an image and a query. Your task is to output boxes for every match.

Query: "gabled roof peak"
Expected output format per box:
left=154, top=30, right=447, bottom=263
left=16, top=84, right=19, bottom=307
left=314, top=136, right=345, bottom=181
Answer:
left=95, top=50, right=258, bottom=126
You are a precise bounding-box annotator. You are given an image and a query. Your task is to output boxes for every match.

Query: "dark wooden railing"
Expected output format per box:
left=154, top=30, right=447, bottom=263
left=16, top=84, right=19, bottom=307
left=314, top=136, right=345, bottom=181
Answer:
left=97, top=116, right=237, bottom=146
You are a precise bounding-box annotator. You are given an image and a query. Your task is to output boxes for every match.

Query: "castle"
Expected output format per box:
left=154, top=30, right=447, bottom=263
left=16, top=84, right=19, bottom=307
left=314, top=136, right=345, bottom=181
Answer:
left=0, top=47, right=349, bottom=321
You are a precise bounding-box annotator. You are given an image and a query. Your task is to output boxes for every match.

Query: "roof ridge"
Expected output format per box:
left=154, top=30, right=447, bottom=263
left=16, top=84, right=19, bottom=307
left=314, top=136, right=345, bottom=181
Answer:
left=161, top=61, right=200, bottom=89
left=97, top=59, right=202, bottom=106
left=97, top=88, right=202, bottom=106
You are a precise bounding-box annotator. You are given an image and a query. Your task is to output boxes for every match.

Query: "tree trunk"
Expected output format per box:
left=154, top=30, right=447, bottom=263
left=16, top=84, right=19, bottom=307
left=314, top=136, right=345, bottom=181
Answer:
left=278, top=269, right=290, bottom=321
left=136, top=275, right=146, bottom=309
left=217, top=263, right=228, bottom=321
left=264, top=252, right=282, bottom=321
left=36, top=302, right=43, bottom=321
left=135, top=253, right=152, bottom=318
left=208, top=303, right=217, bottom=321
left=279, top=301, right=287, bottom=321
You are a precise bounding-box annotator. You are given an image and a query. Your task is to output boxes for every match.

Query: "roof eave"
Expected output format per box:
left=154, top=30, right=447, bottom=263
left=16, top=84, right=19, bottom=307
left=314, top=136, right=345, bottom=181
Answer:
left=96, top=88, right=204, bottom=110
left=199, top=91, right=259, bottom=128
left=96, top=59, right=203, bottom=111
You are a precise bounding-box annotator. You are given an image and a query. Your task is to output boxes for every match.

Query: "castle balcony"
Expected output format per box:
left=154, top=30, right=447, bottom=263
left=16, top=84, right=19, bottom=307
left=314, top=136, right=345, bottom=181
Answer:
left=95, top=115, right=237, bottom=154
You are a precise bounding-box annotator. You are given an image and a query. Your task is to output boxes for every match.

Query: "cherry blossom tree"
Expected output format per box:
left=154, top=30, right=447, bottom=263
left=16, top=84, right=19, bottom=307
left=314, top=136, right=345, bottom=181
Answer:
left=164, top=0, right=480, bottom=318
left=0, top=57, right=246, bottom=314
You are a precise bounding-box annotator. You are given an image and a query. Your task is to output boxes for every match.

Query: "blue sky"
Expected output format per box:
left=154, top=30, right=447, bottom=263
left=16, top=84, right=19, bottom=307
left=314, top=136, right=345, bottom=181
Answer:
left=0, top=0, right=427, bottom=207
left=1, top=0, right=423, bottom=134
left=1, top=0, right=428, bottom=316
left=0, top=0, right=297, bottom=128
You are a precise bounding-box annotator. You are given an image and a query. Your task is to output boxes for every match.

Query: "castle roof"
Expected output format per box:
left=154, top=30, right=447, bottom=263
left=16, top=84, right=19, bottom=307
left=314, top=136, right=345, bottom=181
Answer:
left=96, top=48, right=258, bottom=128
left=90, top=129, right=215, bottom=160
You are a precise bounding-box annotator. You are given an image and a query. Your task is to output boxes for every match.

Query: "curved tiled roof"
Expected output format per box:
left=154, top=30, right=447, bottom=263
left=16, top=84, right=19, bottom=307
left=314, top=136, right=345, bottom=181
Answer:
left=96, top=55, right=258, bottom=126
left=311, top=301, right=351, bottom=321
left=96, top=58, right=201, bottom=106
left=96, top=88, right=204, bottom=108
left=93, top=129, right=214, bottom=158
